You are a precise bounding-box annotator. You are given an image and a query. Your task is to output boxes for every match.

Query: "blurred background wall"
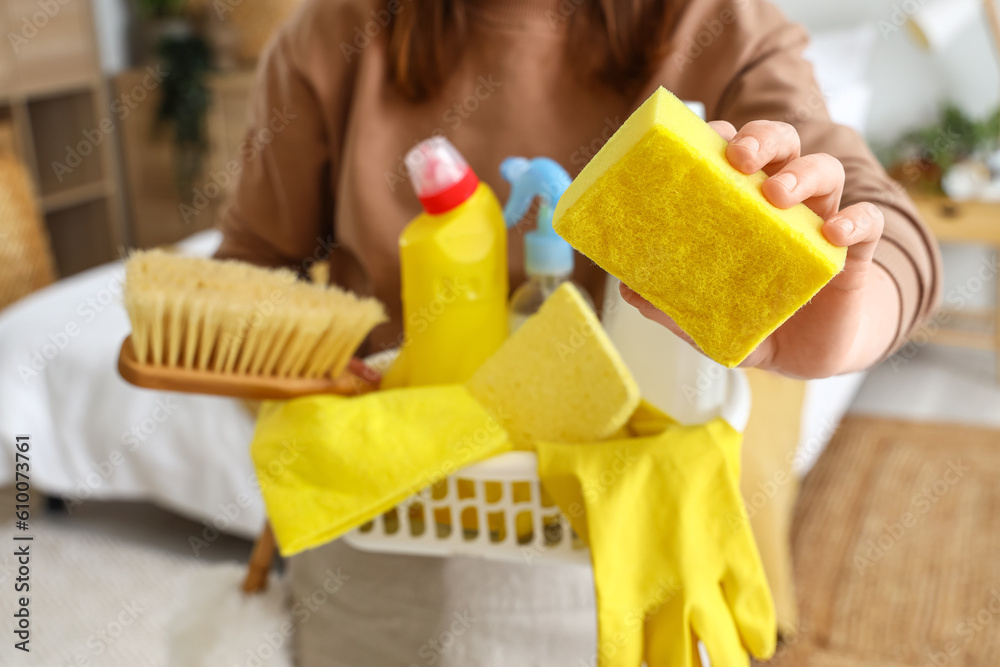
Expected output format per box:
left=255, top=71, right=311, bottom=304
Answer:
left=88, top=0, right=1000, bottom=144
left=772, top=0, right=999, bottom=143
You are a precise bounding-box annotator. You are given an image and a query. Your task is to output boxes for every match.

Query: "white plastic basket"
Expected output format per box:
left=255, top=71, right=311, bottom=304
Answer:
left=343, top=365, right=751, bottom=565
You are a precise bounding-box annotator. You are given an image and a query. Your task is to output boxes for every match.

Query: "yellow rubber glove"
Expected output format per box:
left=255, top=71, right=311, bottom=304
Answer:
left=251, top=385, right=511, bottom=555
left=536, top=403, right=776, bottom=667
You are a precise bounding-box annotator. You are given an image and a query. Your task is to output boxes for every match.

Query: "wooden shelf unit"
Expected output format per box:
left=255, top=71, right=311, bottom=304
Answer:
left=911, top=194, right=1000, bottom=379
left=0, top=0, right=126, bottom=277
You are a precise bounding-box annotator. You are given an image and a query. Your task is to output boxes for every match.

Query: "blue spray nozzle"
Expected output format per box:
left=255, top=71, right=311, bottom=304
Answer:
left=500, top=156, right=574, bottom=277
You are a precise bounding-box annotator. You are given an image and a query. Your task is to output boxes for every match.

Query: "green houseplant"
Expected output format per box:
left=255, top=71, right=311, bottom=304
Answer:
left=882, top=104, right=1000, bottom=194
left=132, top=0, right=213, bottom=193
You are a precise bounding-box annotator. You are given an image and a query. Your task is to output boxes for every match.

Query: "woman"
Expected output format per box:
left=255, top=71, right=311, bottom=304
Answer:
left=217, top=0, right=941, bottom=664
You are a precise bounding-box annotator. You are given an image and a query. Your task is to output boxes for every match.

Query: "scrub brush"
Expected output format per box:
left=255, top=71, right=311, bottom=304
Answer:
left=118, top=250, right=387, bottom=399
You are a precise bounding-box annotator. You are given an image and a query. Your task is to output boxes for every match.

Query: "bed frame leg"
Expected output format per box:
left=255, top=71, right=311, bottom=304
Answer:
left=243, top=522, right=276, bottom=594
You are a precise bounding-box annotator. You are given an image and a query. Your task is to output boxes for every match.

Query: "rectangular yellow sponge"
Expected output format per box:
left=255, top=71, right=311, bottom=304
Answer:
left=467, top=283, right=640, bottom=444
left=553, top=87, right=847, bottom=368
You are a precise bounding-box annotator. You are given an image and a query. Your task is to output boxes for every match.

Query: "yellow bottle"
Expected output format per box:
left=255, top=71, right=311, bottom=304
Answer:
left=382, top=137, right=508, bottom=388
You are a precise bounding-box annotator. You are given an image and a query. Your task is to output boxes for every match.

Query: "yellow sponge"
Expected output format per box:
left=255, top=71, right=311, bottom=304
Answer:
left=466, top=283, right=640, bottom=445
left=553, top=87, right=847, bottom=368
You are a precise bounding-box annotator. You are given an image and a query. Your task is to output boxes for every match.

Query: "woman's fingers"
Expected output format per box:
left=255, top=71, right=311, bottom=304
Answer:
left=725, top=120, right=801, bottom=175
left=761, top=153, right=845, bottom=220
left=824, top=202, right=885, bottom=293
left=619, top=284, right=696, bottom=346
left=708, top=120, right=738, bottom=142
left=621, top=282, right=778, bottom=369
left=823, top=202, right=884, bottom=252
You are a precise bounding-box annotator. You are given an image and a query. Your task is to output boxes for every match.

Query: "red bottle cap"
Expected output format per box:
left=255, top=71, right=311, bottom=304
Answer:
left=406, top=137, right=480, bottom=215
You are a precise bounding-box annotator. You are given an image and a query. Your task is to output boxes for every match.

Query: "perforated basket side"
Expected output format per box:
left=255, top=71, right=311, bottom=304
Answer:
left=344, top=452, right=590, bottom=565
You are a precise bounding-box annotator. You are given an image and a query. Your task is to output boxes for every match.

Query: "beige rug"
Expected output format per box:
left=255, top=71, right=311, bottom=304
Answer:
left=0, top=517, right=292, bottom=666
left=770, top=416, right=1000, bottom=666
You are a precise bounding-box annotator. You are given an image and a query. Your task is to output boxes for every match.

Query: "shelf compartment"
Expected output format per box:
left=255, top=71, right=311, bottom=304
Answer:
left=45, top=198, right=114, bottom=277
left=28, top=90, right=107, bottom=197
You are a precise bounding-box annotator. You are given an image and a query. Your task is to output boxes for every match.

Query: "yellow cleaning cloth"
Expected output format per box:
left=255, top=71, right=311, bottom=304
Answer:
left=251, top=385, right=510, bottom=556
left=552, top=86, right=847, bottom=368
left=467, top=283, right=640, bottom=445
left=536, top=402, right=776, bottom=667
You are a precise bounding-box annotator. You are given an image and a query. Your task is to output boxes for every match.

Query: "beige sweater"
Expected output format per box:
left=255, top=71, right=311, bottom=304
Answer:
left=216, top=0, right=941, bottom=355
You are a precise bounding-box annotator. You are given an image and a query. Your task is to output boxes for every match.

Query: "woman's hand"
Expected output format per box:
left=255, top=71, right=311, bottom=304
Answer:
left=620, top=120, right=901, bottom=379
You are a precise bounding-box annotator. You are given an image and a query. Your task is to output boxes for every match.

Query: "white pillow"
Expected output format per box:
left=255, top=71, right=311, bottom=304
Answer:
left=803, top=24, right=878, bottom=135
left=0, top=231, right=263, bottom=538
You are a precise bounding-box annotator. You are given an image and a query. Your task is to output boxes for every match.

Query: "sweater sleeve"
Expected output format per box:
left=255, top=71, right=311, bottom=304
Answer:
left=214, top=0, right=359, bottom=269
left=666, top=0, right=942, bottom=355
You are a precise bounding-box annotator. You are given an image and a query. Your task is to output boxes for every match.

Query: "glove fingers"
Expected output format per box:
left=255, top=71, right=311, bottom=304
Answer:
left=594, top=606, right=645, bottom=667
left=644, top=595, right=696, bottom=667
left=722, top=565, right=777, bottom=660
left=691, top=590, right=749, bottom=667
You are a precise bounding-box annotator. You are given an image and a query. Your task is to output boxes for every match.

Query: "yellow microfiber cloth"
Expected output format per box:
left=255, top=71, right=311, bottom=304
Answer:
left=466, top=282, right=640, bottom=445
left=536, top=402, right=777, bottom=666
left=552, top=86, right=847, bottom=368
left=251, top=385, right=511, bottom=556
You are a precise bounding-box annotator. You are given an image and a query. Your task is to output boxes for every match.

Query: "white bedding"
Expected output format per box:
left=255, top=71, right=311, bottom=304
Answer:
left=0, top=231, right=263, bottom=538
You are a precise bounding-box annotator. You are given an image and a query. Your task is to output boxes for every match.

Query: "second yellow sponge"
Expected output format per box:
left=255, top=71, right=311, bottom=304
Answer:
left=553, top=87, right=846, bottom=368
left=467, top=283, right=640, bottom=445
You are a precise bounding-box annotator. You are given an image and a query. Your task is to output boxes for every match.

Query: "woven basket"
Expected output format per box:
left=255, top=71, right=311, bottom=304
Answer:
left=0, top=153, right=58, bottom=311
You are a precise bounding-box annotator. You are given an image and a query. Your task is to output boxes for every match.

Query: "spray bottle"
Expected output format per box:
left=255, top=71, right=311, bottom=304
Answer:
left=382, top=137, right=509, bottom=388
left=500, top=157, right=593, bottom=332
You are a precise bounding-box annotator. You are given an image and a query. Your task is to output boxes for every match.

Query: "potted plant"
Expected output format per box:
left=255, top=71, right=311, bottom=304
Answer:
left=882, top=104, right=1000, bottom=200
left=131, top=0, right=213, bottom=194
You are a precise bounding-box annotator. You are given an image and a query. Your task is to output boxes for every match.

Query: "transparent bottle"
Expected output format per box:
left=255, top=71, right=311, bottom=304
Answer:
left=500, top=157, right=593, bottom=333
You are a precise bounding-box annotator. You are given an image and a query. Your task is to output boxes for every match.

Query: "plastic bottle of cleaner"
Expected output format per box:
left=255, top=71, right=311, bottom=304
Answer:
left=500, top=156, right=593, bottom=333
left=382, top=137, right=509, bottom=388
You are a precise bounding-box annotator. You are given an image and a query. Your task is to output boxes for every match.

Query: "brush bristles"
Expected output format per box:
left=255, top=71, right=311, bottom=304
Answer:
left=123, top=251, right=387, bottom=379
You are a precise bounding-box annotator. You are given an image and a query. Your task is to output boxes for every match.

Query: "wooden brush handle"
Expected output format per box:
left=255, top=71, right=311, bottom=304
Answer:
left=117, top=336, right=379, bottom=400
